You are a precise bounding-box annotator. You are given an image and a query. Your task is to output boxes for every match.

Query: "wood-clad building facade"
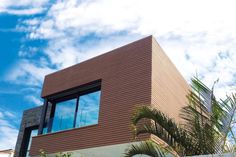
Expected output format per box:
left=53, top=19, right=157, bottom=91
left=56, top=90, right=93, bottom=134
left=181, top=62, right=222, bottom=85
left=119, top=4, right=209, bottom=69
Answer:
left=14, top=36, right=189, bottom=157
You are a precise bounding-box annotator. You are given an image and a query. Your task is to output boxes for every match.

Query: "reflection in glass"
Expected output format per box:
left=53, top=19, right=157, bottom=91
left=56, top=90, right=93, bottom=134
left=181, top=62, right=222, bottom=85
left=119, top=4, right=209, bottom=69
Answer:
left=50, top=90, right=101, bottom=133
left=42, top=126, right=47, bottom=134
left=76, top=91, right=101, bottom=128
left=52, top=98, right=76, bottom=132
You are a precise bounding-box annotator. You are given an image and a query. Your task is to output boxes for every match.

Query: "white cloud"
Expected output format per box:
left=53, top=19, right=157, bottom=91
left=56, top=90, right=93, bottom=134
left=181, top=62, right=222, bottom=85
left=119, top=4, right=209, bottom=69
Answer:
left=28, top=0, right=140, bottom=39
left=6, top=60, right=55, bottom=86
left=0, top=0, right=48, bottom=8
left=0, top=110, right=18, bottom=150
left=0, top=125, right=18, bottom=150
left=4, top=60, right=47, bottom=106
left=27, top=0, right=236, bottom=40
left=45, top=39, right=81, bottom=68
left=0, top=112, right=3, bottom=118
left=22, top=18, right=41, bottom=26
left=7, top=0, right=236, bottom=100
left=43, top=34, right=140, bottom=69
left=24, top=95, right=43, bottom=106
left=4, top=111, right=16, bottom=119
left=0, top=0, right=48, bottom=15
left=1, top=8, right=45, bottom=15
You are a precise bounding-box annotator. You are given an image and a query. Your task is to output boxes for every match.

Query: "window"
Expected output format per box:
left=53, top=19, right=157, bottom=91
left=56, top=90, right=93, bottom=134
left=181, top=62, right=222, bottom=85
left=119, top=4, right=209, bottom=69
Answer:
left=50, top=89, right=101, bottom=133
left=76, top=91, right=101, bottom=127
left=52, top=98, right=77, bottom=132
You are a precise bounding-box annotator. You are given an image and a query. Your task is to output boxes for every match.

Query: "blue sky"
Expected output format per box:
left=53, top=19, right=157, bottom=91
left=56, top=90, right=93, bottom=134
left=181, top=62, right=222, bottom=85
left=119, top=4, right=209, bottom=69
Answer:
left=0, top=0, right=236, bottom=150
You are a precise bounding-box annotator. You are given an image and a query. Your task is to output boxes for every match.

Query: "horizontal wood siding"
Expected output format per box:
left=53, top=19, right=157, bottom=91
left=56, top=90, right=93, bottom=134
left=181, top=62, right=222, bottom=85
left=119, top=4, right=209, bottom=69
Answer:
left=151, top=37, right=190, bottom=122
left=30, top=36, right=153, bottom=156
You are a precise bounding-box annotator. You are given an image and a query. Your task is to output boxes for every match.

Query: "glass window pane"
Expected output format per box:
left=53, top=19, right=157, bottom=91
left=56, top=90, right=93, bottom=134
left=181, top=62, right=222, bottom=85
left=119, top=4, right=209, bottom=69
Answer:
left=52, top=98, right=76, bottom=132
left=42, top=126, right=47, bottom=134
left=76, top=91, right=101, bottom=128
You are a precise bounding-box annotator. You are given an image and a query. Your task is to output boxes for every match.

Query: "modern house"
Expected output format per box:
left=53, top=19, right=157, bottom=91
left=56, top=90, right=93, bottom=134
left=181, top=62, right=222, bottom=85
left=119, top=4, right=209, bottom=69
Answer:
left=14, top=36, right=189, bottom=157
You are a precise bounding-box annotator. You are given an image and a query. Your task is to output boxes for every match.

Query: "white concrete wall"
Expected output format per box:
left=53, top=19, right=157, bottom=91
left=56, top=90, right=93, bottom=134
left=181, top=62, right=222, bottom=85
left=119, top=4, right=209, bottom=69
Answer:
left=35, top=142, right=150, bottom=157
left=0, top=153, right=14, bottom=157
left=191, top=152, right=236, bottom=157
left=32, top=142, right=236, bottom=157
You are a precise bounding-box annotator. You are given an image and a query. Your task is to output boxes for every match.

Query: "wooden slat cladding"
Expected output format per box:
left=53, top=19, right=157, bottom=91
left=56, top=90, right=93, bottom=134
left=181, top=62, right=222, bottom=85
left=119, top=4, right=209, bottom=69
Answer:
left=30, top=36, right=153, bottom=156
left=151, top=37, right=190, bottom=122
left=30, top=36, right=190, bottom=156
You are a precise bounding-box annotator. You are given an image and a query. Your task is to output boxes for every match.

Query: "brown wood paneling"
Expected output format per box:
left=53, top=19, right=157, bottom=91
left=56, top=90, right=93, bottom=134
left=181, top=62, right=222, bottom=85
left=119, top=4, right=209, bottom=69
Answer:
left=30, top=36, right=190, bottom=156
left=151, top=37, right=190, bottom=121
left=30, top=36, right=153, bottom=156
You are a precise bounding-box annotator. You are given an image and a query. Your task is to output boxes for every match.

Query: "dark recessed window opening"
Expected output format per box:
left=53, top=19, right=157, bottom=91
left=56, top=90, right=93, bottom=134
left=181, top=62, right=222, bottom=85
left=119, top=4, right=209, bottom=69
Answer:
left=26, top=129, right=38, bottom=157
left=45, top=80, right=101, bottom=133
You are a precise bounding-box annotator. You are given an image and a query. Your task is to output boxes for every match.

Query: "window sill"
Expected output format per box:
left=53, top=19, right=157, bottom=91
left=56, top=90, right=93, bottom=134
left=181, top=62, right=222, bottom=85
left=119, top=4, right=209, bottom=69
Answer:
left=33, top=124, right=99, bottom=138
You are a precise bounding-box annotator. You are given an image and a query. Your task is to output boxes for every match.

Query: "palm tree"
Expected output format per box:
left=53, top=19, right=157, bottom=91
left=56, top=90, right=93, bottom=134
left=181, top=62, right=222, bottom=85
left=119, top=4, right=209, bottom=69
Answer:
left=183, top=77, right=236, bottom=153
left=124, top=77, right=236, bottom=157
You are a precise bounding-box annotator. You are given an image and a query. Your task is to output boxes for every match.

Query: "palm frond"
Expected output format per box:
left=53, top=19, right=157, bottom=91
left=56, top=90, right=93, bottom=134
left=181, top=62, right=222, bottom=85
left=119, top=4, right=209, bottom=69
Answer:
left=190, top=76, right=216, bottom=112
left=124, top=140, right=166, bottom=157
left=132, top=106, right=194, bottom=155
left=218, top=94, right=236, bottom=152
left=126, top=77, right=236, bottom=157
left=180, top=77, right=224, bottom=155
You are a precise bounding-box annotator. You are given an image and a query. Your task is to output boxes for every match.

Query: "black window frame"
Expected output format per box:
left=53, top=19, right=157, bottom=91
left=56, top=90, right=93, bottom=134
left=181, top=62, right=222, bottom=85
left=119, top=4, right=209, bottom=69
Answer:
left=20, top=125, right=38, bottom=157
left=44, top=79, right=101, bottom=134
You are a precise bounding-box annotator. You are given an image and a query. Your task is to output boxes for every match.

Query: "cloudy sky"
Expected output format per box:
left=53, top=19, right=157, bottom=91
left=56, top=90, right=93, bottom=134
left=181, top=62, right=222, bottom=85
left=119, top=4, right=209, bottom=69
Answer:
left=0, top=0, right=236, bottom=150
